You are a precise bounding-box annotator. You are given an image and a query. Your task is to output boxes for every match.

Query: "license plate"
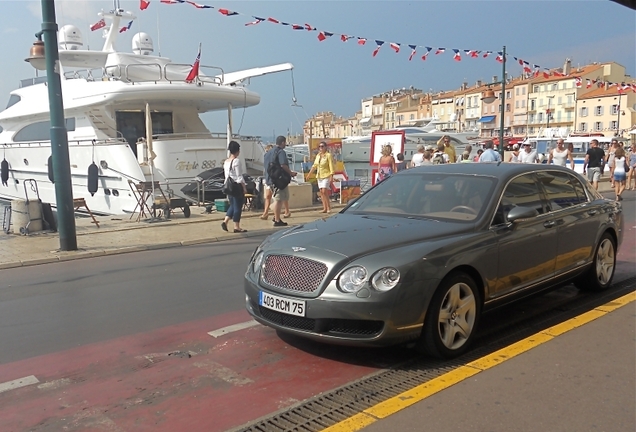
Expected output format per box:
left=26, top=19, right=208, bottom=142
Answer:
left=259, top=291, right=306, bottom=317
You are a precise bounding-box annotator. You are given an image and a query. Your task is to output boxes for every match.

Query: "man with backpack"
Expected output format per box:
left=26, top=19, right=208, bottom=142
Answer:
left=431, top=143, right=449, bottom=164
left=264, top=136, right=297, bottom=227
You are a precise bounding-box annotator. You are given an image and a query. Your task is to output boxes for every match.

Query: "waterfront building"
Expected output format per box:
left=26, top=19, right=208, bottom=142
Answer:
left=577, top=84, right=636, bottom=140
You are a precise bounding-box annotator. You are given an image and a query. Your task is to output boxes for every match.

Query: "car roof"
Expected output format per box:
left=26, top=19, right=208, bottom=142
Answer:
left=403, top=162, right=578, bottom=180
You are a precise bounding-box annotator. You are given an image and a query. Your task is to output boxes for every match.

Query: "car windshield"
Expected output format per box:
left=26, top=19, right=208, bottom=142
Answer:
left=345, top=173, right=496, bottom=222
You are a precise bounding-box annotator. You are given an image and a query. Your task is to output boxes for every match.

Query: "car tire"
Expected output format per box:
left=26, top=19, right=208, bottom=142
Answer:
left=417, top=272, right=481, bottom=359
left=574, top=233, right=616, bottom=291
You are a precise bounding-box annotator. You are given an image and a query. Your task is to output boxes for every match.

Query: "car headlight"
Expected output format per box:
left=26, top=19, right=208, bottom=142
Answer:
left=371, top=267, right=400, bottom=291
left=338, top=266, right=368, bottom=293
left=252, top=251, right=264, bottom=273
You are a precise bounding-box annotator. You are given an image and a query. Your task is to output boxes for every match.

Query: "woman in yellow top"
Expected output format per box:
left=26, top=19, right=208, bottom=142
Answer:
left=308, top=142, right=335, bottom=213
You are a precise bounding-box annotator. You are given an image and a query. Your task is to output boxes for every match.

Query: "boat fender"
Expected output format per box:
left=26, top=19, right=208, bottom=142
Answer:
left=47, top=155, right=55, bottom=183
left=1, top=158, right=8, bottom=187
left=87, top=162, right=99, bottom=196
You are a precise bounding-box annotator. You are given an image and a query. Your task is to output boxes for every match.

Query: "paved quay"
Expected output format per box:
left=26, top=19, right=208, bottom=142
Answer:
left=0, top=179, right=616, bottom=270
left=0, top=202, right=344, bottom=270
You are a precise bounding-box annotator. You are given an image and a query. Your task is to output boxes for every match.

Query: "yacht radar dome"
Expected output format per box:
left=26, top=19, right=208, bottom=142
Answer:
left=58, top=25, right=84, bottom=51
left=132, top=33, right=153, bottom=55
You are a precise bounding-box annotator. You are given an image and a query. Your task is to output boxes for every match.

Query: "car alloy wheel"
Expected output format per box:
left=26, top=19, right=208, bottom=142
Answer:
left=418, top=272, right=481, bottom=359
left=575, top=233, right=616, bottom=291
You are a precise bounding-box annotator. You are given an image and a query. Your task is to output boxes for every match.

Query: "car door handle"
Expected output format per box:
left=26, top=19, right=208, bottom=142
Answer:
left=543, top=220, right=556, bottom=228
left=587, top=209, right=598, bottom=216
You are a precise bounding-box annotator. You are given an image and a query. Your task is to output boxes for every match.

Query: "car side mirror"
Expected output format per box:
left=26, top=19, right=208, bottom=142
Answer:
left=507, top=206, right=539, bottom=223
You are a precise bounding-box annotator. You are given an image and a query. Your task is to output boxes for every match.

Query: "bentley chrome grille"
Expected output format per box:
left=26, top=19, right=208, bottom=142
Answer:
left=262, top=254, right=327, bottom=293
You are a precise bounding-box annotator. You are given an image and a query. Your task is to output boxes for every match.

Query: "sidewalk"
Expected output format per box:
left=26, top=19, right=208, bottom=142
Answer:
left=0, top=202, right=342, bottom=270
left=0, top=179, right=616, bottom=270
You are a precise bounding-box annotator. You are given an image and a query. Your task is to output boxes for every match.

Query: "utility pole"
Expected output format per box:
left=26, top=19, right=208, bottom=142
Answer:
left=40, top=0, right=77, bottom=250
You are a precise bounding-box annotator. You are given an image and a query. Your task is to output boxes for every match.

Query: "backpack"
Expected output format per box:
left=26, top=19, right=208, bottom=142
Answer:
left=267, top=148, right=292, bottom=191
left=432, top=152, right=446, bottom=165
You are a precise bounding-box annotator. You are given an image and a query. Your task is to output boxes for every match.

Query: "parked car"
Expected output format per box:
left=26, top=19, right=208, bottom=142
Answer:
left=244, top=163, right=623, bottom=359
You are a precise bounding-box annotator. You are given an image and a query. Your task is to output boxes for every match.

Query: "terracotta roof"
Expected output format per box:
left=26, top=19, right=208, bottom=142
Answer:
left=528, top=64, right=603, bottom=84
left=578, top=83, right=636, bottom=99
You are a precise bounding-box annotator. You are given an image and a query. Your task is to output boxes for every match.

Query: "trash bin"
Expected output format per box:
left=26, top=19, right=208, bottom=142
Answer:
left=11, top=199, right=42, bottom=234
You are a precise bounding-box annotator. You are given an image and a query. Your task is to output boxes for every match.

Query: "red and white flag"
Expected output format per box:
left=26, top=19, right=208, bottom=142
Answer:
left=317, top=31, right=333, bottom=41
left=483, top=51, right=492, bottom=58
left=186, top=1, right=212, bottom=8
left=304, top=23, right=315, bottom=31
left=245, top=17, right=264, bottom=26
left=267, top=17, right=280, bottom=23
left=452, top=49, right=461, bottom=61
left=495, top=52, right=504, bottom=63
left=543, top=69, right=550, bottom=79
left=140, top=0, right=150, bottom=10
left=390, top=42, right=400, bottom=53
left=574, top=77, right=582, bottom=88
left=372, top=40, right=384, bottom=57
left=421, top=47, right=432, bottom=60
left=435, top=47, right=445, bottom=55
left=185, top=44, right=201, bottom=83
left=408, top=45, right=417, bottom=61
left=586, top=79, right=592, bottom=88
left=357, top=37, right=367, bottom=45
left=90, top=18, right=106, bottom=31
left=119, top=20, right=133, bottom=33
left=522, top=61, right=532, bottom=74
left=218, top=8, right=238, bottom=16
left=533, top=65, right=540, bottom=77
left=341, top=34, right=353, bottom=42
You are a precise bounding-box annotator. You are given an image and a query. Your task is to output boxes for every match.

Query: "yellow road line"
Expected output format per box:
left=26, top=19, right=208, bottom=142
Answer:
left=322, top=290, right=635, bottom=432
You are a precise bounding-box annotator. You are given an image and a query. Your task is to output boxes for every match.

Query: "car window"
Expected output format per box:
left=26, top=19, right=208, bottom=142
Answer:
left=570, top=174, right=590, bottom=204
left=536, top=171, right=586, bottom=211
left=493, top=173, right=544, bottom=224
left=345, top=173, right=495, bottom=222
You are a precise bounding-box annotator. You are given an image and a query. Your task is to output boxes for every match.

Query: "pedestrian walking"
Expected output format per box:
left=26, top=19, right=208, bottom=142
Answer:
left=583, top=139, right=606, bottom=190
left=221, top=140, right=248, bottom=233
left=519, top=143, right=538, bottom=163
left=410, top=144, right=426, bottom=167
left=478, top=141, right=501, bottom=162
left=507, top=144, right=520, bottom=163
left=548, top=139, right=575, bottom=169
left=607, top=139, right=619, bottom=187
left=612, top=146, right=627, bottom=201
left=260, top=144, right=274, bottom=220
left=626, top=144, right=636, bottom=190
left=377, top=145, right=396, bottom=181
left=307, top=141, right=334, bottom=214
left=267, top=136, right=297, bottom=227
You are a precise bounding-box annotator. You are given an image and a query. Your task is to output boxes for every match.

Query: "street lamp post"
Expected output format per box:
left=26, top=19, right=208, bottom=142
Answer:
left=546, top=95, right=554, bottom=151
left=480, top=46, right=506, bottom=159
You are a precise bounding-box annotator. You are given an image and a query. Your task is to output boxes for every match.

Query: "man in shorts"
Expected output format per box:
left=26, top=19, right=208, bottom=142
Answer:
left=583, top=139, right=606, bottom=190
left=266, top=136, right=297, bottom=227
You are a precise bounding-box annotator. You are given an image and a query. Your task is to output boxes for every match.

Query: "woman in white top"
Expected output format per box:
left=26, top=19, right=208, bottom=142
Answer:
left=221, top=140, right=248, bottom=233
left=607, top=140, right=618, bottom=187
left=507, top=144, right=520, bottom=163
left=612, top=146, right=627, bottom=201
left=548, top=139, right=575, bottom=169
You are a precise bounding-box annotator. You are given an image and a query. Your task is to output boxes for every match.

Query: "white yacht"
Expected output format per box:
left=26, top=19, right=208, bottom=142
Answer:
left=0, top=4, right=292, bottom=215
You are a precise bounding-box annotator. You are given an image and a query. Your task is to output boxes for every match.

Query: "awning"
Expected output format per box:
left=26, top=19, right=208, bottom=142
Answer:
left=359, top=117, right=372, bottom=125
left=478, top=116, right=496, bottom=123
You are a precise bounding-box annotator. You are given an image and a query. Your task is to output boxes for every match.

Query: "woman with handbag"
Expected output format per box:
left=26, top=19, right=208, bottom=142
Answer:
left=221, top=141, right=248, bottom=233
left=307, top=141, right=334, bottom=213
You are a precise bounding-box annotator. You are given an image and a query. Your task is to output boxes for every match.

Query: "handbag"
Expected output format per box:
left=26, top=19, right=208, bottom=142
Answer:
left=222, top=159, right=240, bottom=196
left=625, top=159, right=631, bottom=173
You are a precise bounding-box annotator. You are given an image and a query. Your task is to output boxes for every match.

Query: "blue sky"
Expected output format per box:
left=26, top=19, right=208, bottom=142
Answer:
left=0, top=0, right=634, bottom=141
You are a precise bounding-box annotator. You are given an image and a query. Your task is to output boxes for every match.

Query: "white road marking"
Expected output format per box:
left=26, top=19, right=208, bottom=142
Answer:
left=207, top=320, right=259, bottom=338
left=0, top=375, right=39, bottom=394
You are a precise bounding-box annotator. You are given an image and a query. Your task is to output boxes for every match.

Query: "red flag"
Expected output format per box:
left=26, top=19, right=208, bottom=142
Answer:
left=483, top=51, right=492, bottom=58
left=317, top=31, right=333, bottom=41
left=408, top=45, right=417, bottom=61
left=90, top=18, right=106, bottom=31
left=119, top=20, right=133, bottom=33
left=186, top=1, right=211, bottom=8
left=495, top=52, right=504, bottom=63
left=574, top=77, right=582, bottom=88
left=586, top=79, right=592, bottom=88
left=421, top=47, right=432, bottom=61
left=341, top=35, right=353, bottom=42
left=267, top=17, right=280, bottom=23
left=185, top=45, right=201, bottom=83
left=357, top=37, right=367, bottom=45
left=304, top=23, right=315, bottom=31
left=452, top=49, right=461, bottom=61
left=390, top=42, right=400, bottom=53
left=543, top=69, right=550, bottom=79
left=435, top=47, right=445, bottom=55
left=140, top=0, right=150, bottom=10
left=372, top=41, right=384, bottom=57
left=218, top=8, right=238, bottom=16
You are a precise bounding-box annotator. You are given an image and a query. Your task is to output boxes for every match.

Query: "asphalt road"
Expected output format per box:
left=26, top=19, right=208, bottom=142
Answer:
left=0, top=195, right=633, bottom=431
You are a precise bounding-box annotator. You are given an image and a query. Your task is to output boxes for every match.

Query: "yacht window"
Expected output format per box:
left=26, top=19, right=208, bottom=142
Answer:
left=6, top=95, right=20, bottom=110
left=14, top=118, right=76, bottom=142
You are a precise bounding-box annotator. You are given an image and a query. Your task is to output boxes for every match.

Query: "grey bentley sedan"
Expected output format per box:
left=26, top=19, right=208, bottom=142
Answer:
left=244, top=163, right=623, bottom=359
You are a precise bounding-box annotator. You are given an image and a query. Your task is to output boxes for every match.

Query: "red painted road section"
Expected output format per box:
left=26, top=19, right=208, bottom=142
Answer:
left=0, top=309, right=394, bottom=431
left=1, top=213, right=633, bottom=432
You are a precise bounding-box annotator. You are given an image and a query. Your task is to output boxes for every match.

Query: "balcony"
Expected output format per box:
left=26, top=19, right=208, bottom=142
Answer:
left=561, top=101, right=575, bottom=109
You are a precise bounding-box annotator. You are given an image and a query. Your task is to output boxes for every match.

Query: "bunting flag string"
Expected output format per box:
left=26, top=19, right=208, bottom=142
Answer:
left=137, top=0, right=635, bottom=86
